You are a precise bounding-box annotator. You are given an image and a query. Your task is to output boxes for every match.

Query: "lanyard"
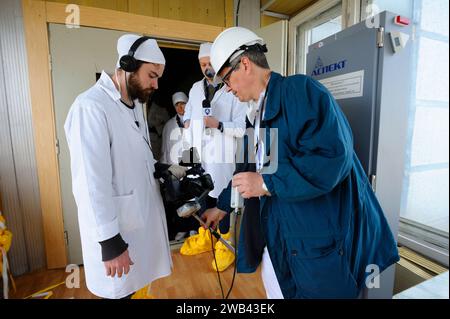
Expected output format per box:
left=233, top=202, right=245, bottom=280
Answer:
left=141, top=113, right=152, bottom=152
left=255, top=90, right=269, bottom=172
left=176, top=115, right=184, bottom=128
left=176, top=115, right=184, bottom=136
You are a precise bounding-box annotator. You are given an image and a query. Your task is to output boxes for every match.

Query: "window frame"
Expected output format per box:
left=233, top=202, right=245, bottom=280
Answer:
left=394, top=0, right=449, bottom=266
left=295, top=4, right=343, bottom=74
left=359, top=0, right=449, bottom=266
left=288, top=0, right=362, bottom=75
left=288, top=0, right=449, bottom=266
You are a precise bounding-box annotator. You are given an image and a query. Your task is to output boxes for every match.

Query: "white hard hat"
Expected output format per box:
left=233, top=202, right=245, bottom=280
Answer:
left=172, top=92, right=188, bottom=106
left=116, top=34, right=165, bottom=69
left=198, top=42, right=212, bottom=59
left=210, top=27, right=264, bottom=79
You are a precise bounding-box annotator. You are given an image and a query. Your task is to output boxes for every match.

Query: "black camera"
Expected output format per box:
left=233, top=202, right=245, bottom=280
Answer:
left=156, top=148, right=214, bottom=208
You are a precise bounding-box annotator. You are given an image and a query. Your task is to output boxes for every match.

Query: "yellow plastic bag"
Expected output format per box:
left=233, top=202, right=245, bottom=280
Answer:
left=131, top=284, right=155, bottom=299
left=1, top=212, right=15, bottom=299
left=180, top=227, right=216, bottom=256
left=0, top=230, right=12, bottom=253
left=211, top=232, right=235, bottom=272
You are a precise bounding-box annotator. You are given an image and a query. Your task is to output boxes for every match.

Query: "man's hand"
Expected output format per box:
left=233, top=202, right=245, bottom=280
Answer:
left=233, top=172, right=269, bottom=199
left=168, top=165, right=188, bottom=179
left=104, top=249, right=134, bottom=278
left=204, top=116, right=219, bottom=129
left=201, top=207, right=227, bottom=230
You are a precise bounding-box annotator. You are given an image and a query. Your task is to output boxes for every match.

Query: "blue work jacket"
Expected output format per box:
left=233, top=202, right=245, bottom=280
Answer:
left=218, top=72, right=399, bottom=298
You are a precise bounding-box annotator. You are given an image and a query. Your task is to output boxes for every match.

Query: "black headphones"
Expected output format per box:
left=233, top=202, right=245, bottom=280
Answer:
left=119, top=36, right=151, bottom=73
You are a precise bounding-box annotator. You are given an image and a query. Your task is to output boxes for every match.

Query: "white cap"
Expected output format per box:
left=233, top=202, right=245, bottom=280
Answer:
left=172, top=92, right=188, bottom=106
left=198, top=42, right=212, bottom=59
left=116, top=34, right=166, bottom=68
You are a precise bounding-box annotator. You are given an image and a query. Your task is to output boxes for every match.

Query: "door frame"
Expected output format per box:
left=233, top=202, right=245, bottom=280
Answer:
left=21, top=0, right=226, bottom=269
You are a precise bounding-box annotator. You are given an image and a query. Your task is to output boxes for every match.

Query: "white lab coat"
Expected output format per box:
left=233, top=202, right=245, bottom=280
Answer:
left=183, top=79, right=247, bottom=198
left=160, top=115, right=184, bottom=165
left=64, top=71, right=172, bottom=299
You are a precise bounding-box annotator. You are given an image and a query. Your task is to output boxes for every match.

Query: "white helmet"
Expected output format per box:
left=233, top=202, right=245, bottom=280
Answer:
left=210, top=27, right=265, bottom=79
left=172, top=92, right=188, bottom=106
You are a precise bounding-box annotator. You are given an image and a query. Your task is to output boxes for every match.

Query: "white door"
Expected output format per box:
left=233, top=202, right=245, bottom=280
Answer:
left=49, top=24, right=127, bottom=265
left=255, top=20, right=288, bottom=76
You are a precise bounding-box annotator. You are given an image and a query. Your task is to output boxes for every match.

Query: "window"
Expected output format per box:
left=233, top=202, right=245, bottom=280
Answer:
left=288, top=0, right=449, bottom=264
left=295, top=3, right=343, bottom=74
left=399, top=0, right=449, bottom=264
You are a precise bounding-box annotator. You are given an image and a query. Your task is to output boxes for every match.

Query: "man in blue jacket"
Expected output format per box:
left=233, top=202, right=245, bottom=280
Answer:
left=202, top=27, right=400, bottom=299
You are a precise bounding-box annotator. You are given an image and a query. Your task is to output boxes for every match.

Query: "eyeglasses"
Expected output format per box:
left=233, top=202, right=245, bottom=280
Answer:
left=220, top=60, right=241, bottom=86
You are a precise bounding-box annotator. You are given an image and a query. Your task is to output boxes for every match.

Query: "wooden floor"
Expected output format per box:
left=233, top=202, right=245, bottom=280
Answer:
left=9, top=251, right=266, bottom=299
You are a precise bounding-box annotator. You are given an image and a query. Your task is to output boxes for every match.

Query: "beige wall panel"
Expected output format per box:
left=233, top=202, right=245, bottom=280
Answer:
left=48, top=0, right=228, bottom=26
left=261, top=14, right=282, bottom=27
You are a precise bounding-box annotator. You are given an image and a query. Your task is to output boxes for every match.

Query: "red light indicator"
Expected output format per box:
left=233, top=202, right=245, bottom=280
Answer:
left=395, top=16, right=410, bottom=26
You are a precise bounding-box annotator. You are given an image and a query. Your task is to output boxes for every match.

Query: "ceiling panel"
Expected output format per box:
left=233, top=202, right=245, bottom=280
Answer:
left=261, top=0, right=317, bottom=17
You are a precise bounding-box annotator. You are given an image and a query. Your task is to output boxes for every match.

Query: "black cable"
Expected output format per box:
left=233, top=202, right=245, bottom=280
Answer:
left=210, top=229, right=225, bottom=299
left=122, top=71, right=140, bottom=128
left=225, top=209, right=239, bottom=299
left=124, top=71, right=132, bottom=106
left=236, top=0, right=241, bottom=26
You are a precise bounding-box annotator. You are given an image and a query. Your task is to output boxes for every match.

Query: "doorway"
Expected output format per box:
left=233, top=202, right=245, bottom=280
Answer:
left=49, top=24, right=202, bottom=264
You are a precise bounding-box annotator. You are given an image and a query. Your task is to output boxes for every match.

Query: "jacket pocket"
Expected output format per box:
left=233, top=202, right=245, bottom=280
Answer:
left=286, top=236, right=359, bottom=299
left=113, top=190, right=144, bottom=233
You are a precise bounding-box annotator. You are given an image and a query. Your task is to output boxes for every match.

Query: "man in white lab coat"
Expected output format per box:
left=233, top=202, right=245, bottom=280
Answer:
left=181, top=43, right=247, bottom=272
left=160, top=91, right=194, bottom=241
left=65, top=34, right=186, bottom=299
left=160, top=91, right=188, bottom=165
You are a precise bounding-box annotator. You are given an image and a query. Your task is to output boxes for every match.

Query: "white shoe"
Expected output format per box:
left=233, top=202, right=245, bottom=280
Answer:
left=174, top=232, right=187, bottom=241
